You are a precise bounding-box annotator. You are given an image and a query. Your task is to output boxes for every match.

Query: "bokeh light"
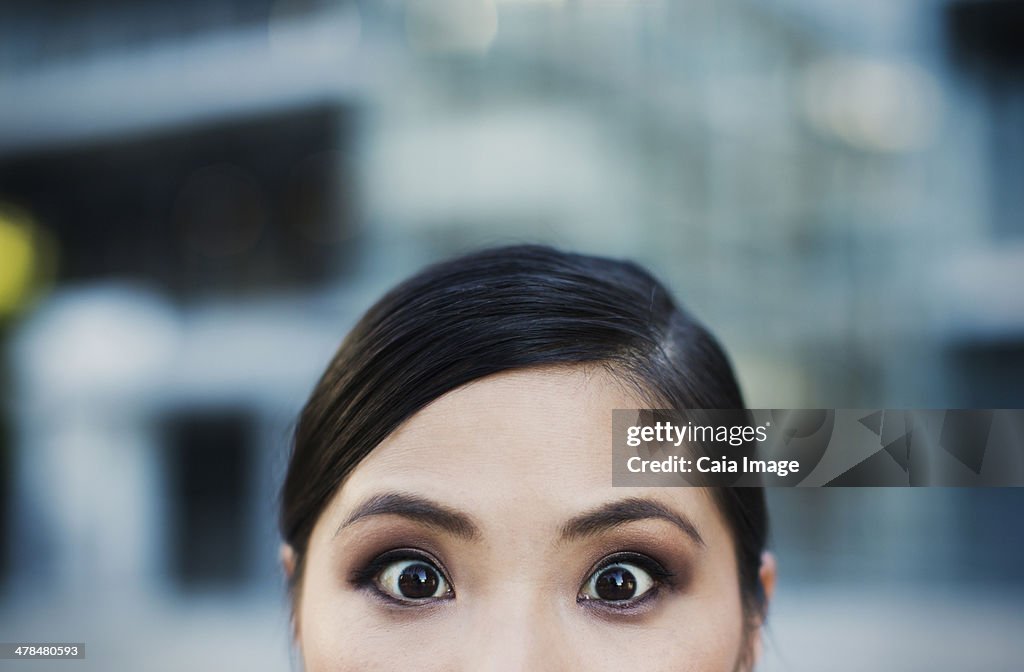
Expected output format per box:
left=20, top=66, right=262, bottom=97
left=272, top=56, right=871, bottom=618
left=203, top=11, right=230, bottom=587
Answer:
left=0, top=203, right=54, bottom=318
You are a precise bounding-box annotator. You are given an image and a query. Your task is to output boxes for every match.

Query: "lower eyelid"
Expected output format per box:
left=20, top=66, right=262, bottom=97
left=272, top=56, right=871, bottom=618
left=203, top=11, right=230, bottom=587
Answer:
left=358, top=572, right=455, bottom=607
left=364, top=585, right=453, bottom=609
left=577, top=585, right=663, bottom=614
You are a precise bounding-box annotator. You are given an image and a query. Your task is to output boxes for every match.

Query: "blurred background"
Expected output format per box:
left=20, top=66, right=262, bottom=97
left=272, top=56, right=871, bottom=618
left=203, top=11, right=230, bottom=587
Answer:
left=0, top=0, right=1022, bottom=670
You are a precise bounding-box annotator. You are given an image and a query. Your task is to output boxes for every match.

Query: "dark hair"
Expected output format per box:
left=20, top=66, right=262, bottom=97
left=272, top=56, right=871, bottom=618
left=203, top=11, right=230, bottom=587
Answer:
left=280, top=244, right=768, bottom=621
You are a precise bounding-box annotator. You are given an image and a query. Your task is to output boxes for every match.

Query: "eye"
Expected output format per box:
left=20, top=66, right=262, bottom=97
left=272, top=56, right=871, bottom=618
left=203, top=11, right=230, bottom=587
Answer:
left=375, top=557, right=453, bottom=602
left=579, top=556, right=665, bottom=606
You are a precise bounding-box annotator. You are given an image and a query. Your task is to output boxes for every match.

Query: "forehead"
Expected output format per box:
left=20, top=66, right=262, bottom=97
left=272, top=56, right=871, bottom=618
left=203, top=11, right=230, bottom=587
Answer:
left=331, top=366, right=722, bottom=537
left=351, top=366, right=628, bottom=488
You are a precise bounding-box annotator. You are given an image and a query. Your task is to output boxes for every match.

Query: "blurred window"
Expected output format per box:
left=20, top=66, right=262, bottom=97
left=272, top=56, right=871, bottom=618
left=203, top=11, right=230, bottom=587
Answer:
left=947, top=0, right=1024, bottom=239
left=0, top=105, right=354, bottom=296
left=162, top=408, right=254, bottom=589
left=950, top=341, right=1024, bottom=408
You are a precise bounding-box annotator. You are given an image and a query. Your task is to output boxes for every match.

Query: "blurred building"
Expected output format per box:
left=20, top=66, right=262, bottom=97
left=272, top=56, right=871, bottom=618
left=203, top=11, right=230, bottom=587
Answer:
left=0, top=1, right=1022, bottom=670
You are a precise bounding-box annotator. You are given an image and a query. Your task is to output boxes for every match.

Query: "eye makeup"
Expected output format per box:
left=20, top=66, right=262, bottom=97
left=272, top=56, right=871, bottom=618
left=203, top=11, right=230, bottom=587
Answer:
left=577, top=550, right=678, bottom=614
left=335, top=510, right=701, bottom=618
left=349, top=547, right=455, bottom=608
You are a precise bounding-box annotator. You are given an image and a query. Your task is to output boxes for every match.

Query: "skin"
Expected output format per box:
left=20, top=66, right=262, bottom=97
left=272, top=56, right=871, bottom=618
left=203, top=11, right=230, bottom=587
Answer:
left=284, top=366, right=774, bottom=671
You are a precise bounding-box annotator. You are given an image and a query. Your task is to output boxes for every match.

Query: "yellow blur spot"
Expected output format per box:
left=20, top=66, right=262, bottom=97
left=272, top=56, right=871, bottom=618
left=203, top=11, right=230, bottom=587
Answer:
left=0, top=205, right=41, bottom=317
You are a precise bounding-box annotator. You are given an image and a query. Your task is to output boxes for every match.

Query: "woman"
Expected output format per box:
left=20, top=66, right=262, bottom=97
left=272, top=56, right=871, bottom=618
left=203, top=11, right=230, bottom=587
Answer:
left=279, top=245, right=775, bottom=671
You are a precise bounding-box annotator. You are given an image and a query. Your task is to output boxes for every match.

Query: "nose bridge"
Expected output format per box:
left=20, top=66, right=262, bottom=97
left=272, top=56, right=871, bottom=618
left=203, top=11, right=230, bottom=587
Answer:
left=460, top=578, right=572, bottom=672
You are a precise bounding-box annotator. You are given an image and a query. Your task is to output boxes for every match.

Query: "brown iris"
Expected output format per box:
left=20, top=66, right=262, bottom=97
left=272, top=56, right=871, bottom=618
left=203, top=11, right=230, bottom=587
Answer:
left=397, top=563, right=441, bottom=599
left=593, top=566, right=638, bottom=601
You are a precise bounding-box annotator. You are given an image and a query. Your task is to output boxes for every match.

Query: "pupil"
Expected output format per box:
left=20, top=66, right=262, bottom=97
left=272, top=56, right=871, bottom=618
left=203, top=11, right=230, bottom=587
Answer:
left=595, top=567, right=637, bottom=601
left=397, top=563, right=439, bottom=599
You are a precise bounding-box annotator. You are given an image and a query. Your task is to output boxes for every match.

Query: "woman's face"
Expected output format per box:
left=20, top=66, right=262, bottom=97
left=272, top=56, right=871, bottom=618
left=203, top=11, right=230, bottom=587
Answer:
left=292, top=367, right=762, bottom=671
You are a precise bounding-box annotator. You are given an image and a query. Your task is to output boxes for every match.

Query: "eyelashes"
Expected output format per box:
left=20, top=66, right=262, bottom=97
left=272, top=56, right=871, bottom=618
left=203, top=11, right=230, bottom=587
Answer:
left=578, top=552, right=676, bottom=610
left=351, top=548, right=455, bottom=606
left=351, top=548, right=677, bottom=612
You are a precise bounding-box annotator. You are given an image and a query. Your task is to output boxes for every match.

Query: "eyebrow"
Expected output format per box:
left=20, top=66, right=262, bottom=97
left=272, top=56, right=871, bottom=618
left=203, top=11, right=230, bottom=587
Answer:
left=334, top=493, right=704, bottom=549
left=334, top=492, right=481, bottom=540
left=559, top=497, right=705, bottom=547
